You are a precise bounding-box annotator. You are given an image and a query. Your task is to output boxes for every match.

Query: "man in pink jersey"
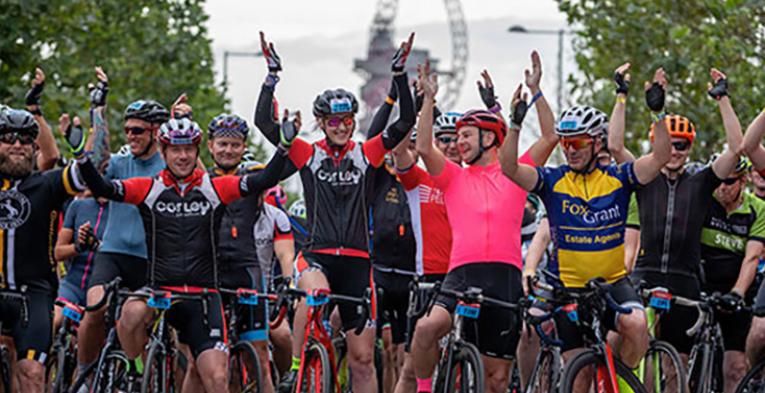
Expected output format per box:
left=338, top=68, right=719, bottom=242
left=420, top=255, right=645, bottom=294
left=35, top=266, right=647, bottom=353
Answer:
left=408, top=55, right=558, bottom=393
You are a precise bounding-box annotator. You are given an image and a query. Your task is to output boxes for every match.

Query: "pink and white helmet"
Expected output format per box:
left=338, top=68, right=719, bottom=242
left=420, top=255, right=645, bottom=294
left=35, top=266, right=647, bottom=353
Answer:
left=158, top=118, right=202, bottom=146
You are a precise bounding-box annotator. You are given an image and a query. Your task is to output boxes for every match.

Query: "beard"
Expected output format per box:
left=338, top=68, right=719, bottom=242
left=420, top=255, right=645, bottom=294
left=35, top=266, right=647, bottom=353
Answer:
left=0, top=150, right=35, bottom=178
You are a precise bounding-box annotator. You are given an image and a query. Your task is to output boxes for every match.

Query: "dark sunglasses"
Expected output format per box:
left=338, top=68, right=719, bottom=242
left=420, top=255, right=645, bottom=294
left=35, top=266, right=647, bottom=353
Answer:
left=437, top=135, right=458, bottom=144
left=124, top=126, right=149, bottom=135
left=0, top=132, right=35, bottom=145
left=671, top=141, right=690, bottom=151
left=326, top=116, right=354, bottom=128
left=721, top=176, right=742, bottom=185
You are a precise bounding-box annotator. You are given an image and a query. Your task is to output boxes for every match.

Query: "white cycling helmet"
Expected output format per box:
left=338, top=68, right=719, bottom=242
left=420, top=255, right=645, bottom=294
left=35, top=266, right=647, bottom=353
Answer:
left=434, top=112, right=462, bottom=136
left=556, top=106, right=608, bottom=138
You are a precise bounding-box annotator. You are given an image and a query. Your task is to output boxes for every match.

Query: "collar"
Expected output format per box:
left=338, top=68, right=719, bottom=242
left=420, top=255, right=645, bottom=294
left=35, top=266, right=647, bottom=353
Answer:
left=160, top=168, right=205, bottom=196
left=317, top=138, right=355, bottom=164
left=212, top=165, right=238, bottom=176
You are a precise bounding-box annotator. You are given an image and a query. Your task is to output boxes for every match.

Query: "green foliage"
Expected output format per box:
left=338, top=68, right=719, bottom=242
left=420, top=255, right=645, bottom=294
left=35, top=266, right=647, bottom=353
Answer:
left=557, top=0, right=765, bottom=159
left=0, top=0, right=229, bottom=165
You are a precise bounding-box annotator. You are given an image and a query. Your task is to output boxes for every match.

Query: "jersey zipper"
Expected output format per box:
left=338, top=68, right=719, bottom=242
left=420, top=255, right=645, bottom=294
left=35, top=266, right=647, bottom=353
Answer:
left=660, top=179, right=676, bottom=273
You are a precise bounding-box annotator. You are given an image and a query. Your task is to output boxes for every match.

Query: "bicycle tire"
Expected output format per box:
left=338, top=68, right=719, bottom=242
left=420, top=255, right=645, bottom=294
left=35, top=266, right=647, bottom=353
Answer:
left=560, top=349, right=647, bottom=393
left=642, top=340, right=687, bottom=393
left=1, top=346, right=12, bottom=393
left=735, top=357, right=765, bottom=393
left=142, top=341, right=172, bottom=393
left=229, top=340, right=263, bottom=393
left=48, top=341, right=76, bottom=393
left=525, top=348, right=561, bottom=393
left=68, top=348, right=129, bottom=393
left=433, top=342, right=484, bottom=393
left=295, top=337, right=333, bottom=393
left=688, top=343, right=713, bottom=393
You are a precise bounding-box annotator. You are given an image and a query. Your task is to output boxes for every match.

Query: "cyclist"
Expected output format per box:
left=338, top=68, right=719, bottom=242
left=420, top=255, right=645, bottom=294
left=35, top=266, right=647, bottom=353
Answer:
left=0, top=108, right=86, bottom=393
left=410, top=51, right=558, bottom=393
left=75, top=96, right=169, bottom=378
left=71, top=114, right=296, bottom=392
left=254, top=31, right=416, bottom=393
left=698, top=155, right=765, bottom=391
left=615, top=68, right=744, bottom=363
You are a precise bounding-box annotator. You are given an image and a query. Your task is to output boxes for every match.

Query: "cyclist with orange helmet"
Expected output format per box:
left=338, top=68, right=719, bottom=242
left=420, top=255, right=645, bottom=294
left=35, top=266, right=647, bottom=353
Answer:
left=610, top=66, right=744, bottom=361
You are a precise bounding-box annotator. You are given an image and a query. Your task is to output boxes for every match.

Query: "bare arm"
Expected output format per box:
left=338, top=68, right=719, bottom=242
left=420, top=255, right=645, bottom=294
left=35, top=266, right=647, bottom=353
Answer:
left=524, top=51, right=558, bottom=166
left=743, top=111, right=765, bottom=170
left=392, top=131, right=415, bottom=170
left=609, top=63, right=636, bottom=163
left=710, top=69, right=744, bottom=178
left=274, top=238, right=295, bottom=279
left=415, top=61, right=446, bottom=176
left=732, top=240, right=764, bottom=296
left=54, top=228, right=77, bottom=261
left=25, top=68, right=60, bottom=170
left=624, top=227, right=640, bottom=273
left=633, top=68, right=671, bottom=184
left=522, top=217, right=550, bottom=294
left=500, top=84, right=539, bottom=191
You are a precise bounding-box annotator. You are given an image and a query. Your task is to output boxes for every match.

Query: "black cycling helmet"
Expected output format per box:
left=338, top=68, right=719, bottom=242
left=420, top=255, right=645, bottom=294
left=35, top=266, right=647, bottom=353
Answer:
left=0, top=108, right=39, bottom=138
left=124, top=100, right=170, bottom=125
left=312, top=89, right=359, bottom=117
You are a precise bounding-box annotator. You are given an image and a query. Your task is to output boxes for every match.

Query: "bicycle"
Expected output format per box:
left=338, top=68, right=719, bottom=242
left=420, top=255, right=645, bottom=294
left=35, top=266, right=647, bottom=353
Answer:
left=522, top=274, right=563, bottom=393
left=270, top=286, right=371, bottom=393
left=535, top=277, right=647, bottom=393
left=636, top=286, right=687, bottom=393
left=220, top=287, right=279, bottom=393
left=47, top=297, right=84, bottom=393
left=0, top=288, right=30, bottom=393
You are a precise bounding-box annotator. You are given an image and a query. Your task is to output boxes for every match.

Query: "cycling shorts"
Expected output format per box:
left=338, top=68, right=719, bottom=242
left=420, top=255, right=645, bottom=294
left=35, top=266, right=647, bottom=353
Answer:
left=555, top=277, right=643, bottom=353
left=374, top=269, right=415, bottom=345
left=435, top=263, right=523, bottom=360
left=0, top=288, right=53, bottom=362
left=89, top=252, right=147, bottom=290
left=295, top=252, right=373, bottom=333
left=631, top=270, right=700, bottom=354
left=715, top=307, right=751, bottom=352
left=58, top=258, right=91, bottom=306
left=220, top=265, right=268, bottom=342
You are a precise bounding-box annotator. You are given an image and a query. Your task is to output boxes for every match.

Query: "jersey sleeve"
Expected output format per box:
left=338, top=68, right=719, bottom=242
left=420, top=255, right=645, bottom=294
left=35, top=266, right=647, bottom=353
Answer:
left=519, top=148, right=537, bottom=166
left=361, top=135, right=387, bottom=168
left=431, top=159, right=461, bottom=191
left=273, top=209, right=294, bottom=241
left=62, top=200, right=79, bottom=230
left=398, top=165, right=429, bottom=191
left=701, top=166, right=723, bottom=195
left=119, top=177, right=154, bottom=205
left=45, top=164, right=86, bottom=206
left=211, top=175, right=243, bottom=205
left=749, top=196, right=765, bottom=244
left=532, top=166, right=558, bottom=198
left=617, top=162, right=639, bottom=191
left=287, top=139, right=314, bottom=170
left=626, top=193, right=640, bottom=229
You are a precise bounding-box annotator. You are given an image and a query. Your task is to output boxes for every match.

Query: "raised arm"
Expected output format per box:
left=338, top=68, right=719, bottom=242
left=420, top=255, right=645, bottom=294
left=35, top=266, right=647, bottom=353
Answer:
left=500, top=85, right=539, bottom=191
left=708, top=68, right=744, bottom=179
left=239, top=112, right=298, bottom=197
left=523, top=51, right=558, bottom=165
left=366, top=80, right=397, bottom=139
left=633, top=68, right=671, bottom=185
left=376, top=33, right=416, bottom=150
left=254, top=32, right=285, bottom=147
left=609, top=63, right=636, bottom=163
left=415, top=60, right=447, bottom=176
left=25, top=67, right=60, bottom=170
left=87, top=67, right=111, bottom=172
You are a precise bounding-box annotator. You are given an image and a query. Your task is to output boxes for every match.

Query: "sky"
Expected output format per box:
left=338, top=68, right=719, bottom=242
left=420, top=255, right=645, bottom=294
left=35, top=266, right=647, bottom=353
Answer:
left=202, top=0, right=574, bottom=184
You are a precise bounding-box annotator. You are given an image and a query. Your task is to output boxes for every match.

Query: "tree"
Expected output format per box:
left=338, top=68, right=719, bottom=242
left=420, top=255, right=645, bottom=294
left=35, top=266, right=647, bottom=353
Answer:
left=557, top=0, right=765, bottom=159
left=0, top=0, right=233, bottom=164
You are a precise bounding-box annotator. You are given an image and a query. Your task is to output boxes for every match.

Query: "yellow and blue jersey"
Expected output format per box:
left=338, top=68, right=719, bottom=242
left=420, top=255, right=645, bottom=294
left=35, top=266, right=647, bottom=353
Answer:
left=533, top=162, right=638, bottom=288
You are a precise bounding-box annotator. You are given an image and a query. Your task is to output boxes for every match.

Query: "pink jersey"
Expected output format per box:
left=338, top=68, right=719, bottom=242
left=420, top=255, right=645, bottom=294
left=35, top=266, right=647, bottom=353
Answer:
left=432, top=151, right=535, bottom=271
left=399, top=165, right=451, bottom=275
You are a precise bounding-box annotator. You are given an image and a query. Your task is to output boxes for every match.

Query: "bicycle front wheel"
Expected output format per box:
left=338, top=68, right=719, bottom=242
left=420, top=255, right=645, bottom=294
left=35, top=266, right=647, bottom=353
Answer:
left=295, top=337, right=333, bottom=393
left=142, top=341, right=173, bottom=393
left=229, top=340, right=263, bottom=393
left=69, top=348, right=130, bottom=393
left=560, top=349, right=647, bottom=393
left=641, top=340, right=687, bottom=393
left=434, top=342, right=484, bottom=393
left=734, top=358, right=765, bottom=393
left=525, top=348, right=561, bottom=393
left=688, top=342, right=713, bottom=393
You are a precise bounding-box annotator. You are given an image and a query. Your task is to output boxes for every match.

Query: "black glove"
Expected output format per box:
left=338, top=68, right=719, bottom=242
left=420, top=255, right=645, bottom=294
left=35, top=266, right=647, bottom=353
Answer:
left=510, top=100, right=529, bottom=129
left=273, top=275, right=291, bottom=291
left=479, top=82, right=499, bottom=111
left=719, top=291, right=743, bottom=312
left=75, top=226, right=100, bottom=253
left=279, top=114, right=299, bottom=148
left=645, top=82, right=665, bottom=112
left=25, top=80, right=44, bottom=107
left=708, top=78, right=729, bottom=100
left=89, top=80, right=109, bottom=108
left=65, top=123, right=86, bottom=158
left=614, top=71, right=630, bottom=95
left=264, top=43, right=283, bottom=73
left=391, top=44, right=411, bottom=74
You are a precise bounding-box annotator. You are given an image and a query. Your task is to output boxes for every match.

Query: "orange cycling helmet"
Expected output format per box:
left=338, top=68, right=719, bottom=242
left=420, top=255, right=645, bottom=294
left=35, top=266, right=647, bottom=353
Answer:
left=649, top=114, right=696, bottom=144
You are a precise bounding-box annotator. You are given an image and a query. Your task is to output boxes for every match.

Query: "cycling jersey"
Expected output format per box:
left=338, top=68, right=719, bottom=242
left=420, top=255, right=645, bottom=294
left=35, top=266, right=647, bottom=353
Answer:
left=0, top=165, right=83, bottom=291
left=369, top=165, right=416, bottom=273
left=78, top=152, right=286, bottom=287
left=432, top=151, right=535, bottom=272
left=627, top=166, right=721, bottom=278
left=534, top=162, right=638, bottom=288
left=59, top=198, right=109, bottom=304
left=99, top=152, right=165, bottom=258
left=398, top=165, right=451, bottom=275
left=254, top=203, right=292, bottom=284
left=700, top=190, right=765, bottom=293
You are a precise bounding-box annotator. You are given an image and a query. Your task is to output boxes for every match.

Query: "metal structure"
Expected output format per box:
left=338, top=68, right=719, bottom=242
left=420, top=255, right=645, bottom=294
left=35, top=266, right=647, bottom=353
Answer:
left=354, top=0, right=468, bottom=130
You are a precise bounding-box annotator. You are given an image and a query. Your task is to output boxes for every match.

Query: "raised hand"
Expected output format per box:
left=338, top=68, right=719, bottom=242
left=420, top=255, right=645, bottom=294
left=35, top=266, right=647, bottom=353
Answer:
left=260, top=31, right=283, bottom=73
left=708, top=68, right=728, bottom=100
left=510, top=84, right=529, bottom=129
left=614, top=62, right=631, bottom=95
left=88, top=66, right=109, bottom=108
left=524, top=51, right=543, bottom=92
left=417, top=60, right=438, bottom=98
left=477, top=69, right=499, bottom=111
left=25, top=67, right=45, bottom=109
left=391, top=32, right=415, bottom=74
left=645, top=67, right=667, bottom=113
left=280, top=109, right=300, bottom=148
left=64, top=115, right=86, bottom=158
left=171, top=93, right=193, bottom=119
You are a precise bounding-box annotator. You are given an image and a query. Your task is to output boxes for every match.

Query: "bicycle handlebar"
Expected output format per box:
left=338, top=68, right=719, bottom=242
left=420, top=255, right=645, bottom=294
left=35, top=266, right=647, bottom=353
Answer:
left=84, top=277, right=122, bottom=312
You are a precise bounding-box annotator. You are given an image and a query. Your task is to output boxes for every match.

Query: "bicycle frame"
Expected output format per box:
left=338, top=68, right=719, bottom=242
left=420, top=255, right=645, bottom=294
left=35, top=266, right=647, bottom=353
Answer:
left=294, top=288, right=340, bottom=391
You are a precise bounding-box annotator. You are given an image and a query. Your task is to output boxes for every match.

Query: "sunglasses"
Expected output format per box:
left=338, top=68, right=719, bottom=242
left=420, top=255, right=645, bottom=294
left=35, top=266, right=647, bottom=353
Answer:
left=0, top=132, right=35, bottom=145
left=326, top=116, right=354, bottom=128
left=560, top=137, right=593, bottom=150
left=437, top=135, right=458, bottom=144
left=124, top=126, right=149, bottom=136
left=721, top=177, right=742, bottom=185
left=671, top=141, right=690, bottom=151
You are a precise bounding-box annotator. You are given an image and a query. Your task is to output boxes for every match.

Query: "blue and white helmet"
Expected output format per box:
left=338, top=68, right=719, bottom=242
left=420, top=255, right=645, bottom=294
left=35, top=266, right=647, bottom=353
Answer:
left=288, top=199, right=306, bottom=219
left=556, top=106, right=608, bottom=138
left=434, top=112, right=462, bottom=136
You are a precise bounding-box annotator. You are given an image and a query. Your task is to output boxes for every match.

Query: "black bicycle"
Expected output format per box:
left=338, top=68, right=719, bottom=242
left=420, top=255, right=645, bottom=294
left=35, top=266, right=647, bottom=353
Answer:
left=0, top=288, right=29, bottom=393
left=523, top=274, right=563, bottom=393
left=47, top=297, right=84, bottom=393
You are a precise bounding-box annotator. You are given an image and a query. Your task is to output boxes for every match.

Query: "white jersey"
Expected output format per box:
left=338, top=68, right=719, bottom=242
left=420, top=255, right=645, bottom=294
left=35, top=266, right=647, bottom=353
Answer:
left=254, top=203, right=293, bottom=284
